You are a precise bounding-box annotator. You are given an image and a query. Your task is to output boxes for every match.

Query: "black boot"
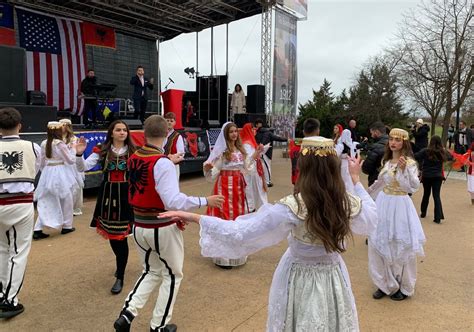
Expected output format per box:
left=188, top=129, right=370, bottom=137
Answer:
left=111, top=279, right=123, bottom=294
left=390, top=289, right=408, bottom=301
left=372, top=289, right=386, bottom=299
left=0, top=300, right=25, bottom=319
left=150, top=324, right=177, bottom=332
left=61, top=227, right=76, bottom=235
left=33, top=230, right=49, bottom=240
left=114, top=309, right=134, bottom=332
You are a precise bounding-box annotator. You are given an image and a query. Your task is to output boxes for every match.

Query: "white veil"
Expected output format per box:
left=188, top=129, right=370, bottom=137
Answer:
left=205, top=121, right=233, bottom=165
left=340, top=129, right=356, bottom=157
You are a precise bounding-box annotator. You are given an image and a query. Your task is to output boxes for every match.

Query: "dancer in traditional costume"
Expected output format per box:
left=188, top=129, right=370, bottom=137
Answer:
left=203, top=122, right=250, bottom=268
left=0, top=108, right=41, bottom=318
left=77, top=120, right=136, bottom=294
left=160, top=136, right=378, bottom=331
left=334, top=125, right=356, bottom=193
left=368, top=128, right=426, bottom=301
left=60, top=118, right=84, bottom=216
left=113, top=115, right=223, bottom=332
left=240, top=123, right=267, bottom=212
left=163, top=112, right=185, bottom=179
left=33, top=121, right=85, bottom=239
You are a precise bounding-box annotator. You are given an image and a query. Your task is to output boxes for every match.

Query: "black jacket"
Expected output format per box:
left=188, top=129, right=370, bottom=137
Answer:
left=415, top=148, right=452, bottom=179
left=255, top=127, right=287, bottom=159
left=412, top=124, right=430, bottom=152
left=81, top=76, right=97, bottom=96
left=453, top=128, right=473, bottom=153
left=130, top=75, right=154, bottom=100
left=362, top=134, right=389, bottom=186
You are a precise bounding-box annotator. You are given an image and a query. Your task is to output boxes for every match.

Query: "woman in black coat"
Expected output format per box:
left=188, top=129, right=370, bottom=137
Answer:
left=415, top=135, right=452, bottom=224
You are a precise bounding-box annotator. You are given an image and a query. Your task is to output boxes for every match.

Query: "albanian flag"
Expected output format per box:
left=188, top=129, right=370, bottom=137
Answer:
left=82, top=22, right=116, bottom=49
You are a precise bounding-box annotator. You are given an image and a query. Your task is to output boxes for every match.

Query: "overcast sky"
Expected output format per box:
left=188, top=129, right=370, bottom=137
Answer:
left=159, top=0, right=423, bottom=106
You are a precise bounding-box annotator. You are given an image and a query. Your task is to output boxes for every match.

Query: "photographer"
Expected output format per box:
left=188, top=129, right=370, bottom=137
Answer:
left=361, top=121, right=389, bottom=186
left=411, top=118, right=430, bottom=153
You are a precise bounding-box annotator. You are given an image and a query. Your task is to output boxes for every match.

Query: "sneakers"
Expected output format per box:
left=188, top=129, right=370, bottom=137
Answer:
left=33, top=230, right=49, bottom=240
left=114, top=310, right=134, bottom=332
left=73, top=208, right=83, bottom=216
left=0, top=300, right=25, bottom=319
left=150, top=324, right=177, bottom=332
left=61, top=228, right=76, bottom=235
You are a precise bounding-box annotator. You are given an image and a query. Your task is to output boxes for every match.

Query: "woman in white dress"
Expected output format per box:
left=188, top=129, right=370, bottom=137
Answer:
left=162, top=136, right=378, bottom=331
left=33, top=121, right=86, bottom=239
left=240, top=123, right=267, bottom=212
left=367, top=128, right=426, bottom=301
left=334, top=125, right=356, bottom=194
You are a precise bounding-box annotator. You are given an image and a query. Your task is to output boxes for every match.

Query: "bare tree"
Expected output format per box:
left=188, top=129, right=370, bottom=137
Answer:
left=396, top=0, right=473, bottom=144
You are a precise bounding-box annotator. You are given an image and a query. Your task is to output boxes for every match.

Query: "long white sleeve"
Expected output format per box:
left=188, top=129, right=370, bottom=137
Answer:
left=76, top=152, right=100, bottom=172
left=204, top=156, right=222, bottom=182
left=154, top=157, right=206, bottom=210
left=57, top=141, right=76, bottom=165
left=395, top=161, right=420, bottom=193
left=350, top=182, right=378, bottom=238
left=176, top=135, right=185, bottom=154
left=243, top=144, right=257, bottom=174
left=199, top=203, right=298, bottom=259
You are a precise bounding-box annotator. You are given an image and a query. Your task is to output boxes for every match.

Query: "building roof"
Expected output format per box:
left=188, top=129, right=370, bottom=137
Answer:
left=10, top=0, right=265, bottom=40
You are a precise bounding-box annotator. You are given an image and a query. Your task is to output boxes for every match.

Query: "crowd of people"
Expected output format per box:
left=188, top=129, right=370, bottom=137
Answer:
left=1, top=106, right=473, bottom=331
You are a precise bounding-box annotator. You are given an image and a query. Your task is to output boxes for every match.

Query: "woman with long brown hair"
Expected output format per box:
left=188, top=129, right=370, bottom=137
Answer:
left=368, top=128, right=425, bottom=301
left=203, top=122, right=251, bottom=268
left=415, top=135, right=452, bottom=223
left=77, top=120, right=136, bottom=294
left=33, top=122, right=86, bottom=240
left=163, top=136, right=377, bottom=331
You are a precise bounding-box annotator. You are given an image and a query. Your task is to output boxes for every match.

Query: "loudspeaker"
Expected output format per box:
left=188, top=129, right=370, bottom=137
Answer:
left=0, top=46, right=26, bottom=104
left=197, top=75, right=228, bottom=125
left=234, top=113, right=266, bottom=128
left=27, top=90, right=47, bottom=105
left=5, top=105, right=57, bottom=132
left=246, top=85, right=265, bottom=114
left=121, top=119, right=143, bottom=129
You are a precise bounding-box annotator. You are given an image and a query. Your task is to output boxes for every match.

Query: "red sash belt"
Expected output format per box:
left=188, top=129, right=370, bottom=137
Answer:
left=0, top=193, right=34, bottom=205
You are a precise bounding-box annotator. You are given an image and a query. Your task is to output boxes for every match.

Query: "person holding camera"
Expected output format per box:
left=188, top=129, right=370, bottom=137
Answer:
left=362, top=121, right=389, bottom=186
left=411, top=118, right=430, bottom=153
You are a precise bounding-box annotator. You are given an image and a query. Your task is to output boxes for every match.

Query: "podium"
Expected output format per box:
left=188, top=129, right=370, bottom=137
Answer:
left=161, top=89, right=185, bottom=129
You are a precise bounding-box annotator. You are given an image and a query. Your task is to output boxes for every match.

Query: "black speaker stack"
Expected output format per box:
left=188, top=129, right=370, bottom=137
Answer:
left=246, top=84, right=265, bottom=114
left=0, top=45, right=57, bottom=132
left=196, top=75, right=228, bottom=127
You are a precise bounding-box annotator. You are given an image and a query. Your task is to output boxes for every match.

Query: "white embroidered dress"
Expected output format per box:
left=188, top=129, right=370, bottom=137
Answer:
left=198, top=183, right=377, bottom=331
left=243, top=143, right=268, bottom=212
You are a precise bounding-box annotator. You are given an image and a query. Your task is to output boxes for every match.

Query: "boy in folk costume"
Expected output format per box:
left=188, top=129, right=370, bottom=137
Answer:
left=0, top=108, right=40, bottom=318
left=59, top=118, right=84, bottom=216
left=114, top=115, right=223, bottom=332
left=163, top=112, right=185, bottom=179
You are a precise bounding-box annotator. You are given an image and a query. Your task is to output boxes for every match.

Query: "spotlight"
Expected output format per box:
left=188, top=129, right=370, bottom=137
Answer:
left=184, top=67, right=195, bottom=78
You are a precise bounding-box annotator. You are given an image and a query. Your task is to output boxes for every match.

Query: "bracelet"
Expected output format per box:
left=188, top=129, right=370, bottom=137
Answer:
left=76, top=153, right=83, bottom=157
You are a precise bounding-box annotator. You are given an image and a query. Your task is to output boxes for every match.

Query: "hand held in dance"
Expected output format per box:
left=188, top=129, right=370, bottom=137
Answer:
left=348, top=154, right=362, bottom=185
left=207, top=195, right=225, bottom=208
left=74, top=137, right=88, bottom=155
left=398, top=156, right=407, bottom=171
left=203, top=162, right=213, bottom=172
left=158, top=211, right=201, bottom=224
left=169, top=153, right=185, bottom=164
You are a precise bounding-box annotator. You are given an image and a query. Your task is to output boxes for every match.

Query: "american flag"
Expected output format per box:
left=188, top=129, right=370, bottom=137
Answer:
left=17, top=8, right=86, bottom=114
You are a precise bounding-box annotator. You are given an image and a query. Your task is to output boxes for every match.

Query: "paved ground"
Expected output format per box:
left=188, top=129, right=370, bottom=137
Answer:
left=1, top=151, right=473, bottom=331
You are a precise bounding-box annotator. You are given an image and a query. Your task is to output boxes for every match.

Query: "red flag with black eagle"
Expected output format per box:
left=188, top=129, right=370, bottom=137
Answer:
left=82, top=22, right=116, bottom=49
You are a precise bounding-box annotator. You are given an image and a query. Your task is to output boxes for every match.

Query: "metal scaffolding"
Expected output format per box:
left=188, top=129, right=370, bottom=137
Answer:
left=260, top=0, right=275, bottom=117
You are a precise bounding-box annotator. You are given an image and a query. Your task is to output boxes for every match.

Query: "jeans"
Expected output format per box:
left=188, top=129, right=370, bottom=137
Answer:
left=420, top=177, right=444, bottom=221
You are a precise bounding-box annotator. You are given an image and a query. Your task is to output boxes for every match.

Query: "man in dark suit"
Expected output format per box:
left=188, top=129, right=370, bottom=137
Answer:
left=130, top=66, right=154, bottom=123
left=81, top=69, right=97, bottom=128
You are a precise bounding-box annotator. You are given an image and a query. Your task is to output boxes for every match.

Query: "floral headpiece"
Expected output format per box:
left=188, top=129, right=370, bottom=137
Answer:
left=389, top=128, right=409, bottom=141
left=59, top=118, right=72, bottom=125
left=47, top=121, right=64, bottom=129
left=300, top=136, right=337, bottom=157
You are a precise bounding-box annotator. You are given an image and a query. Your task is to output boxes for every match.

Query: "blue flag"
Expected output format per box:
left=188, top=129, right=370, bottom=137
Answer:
left=79, top=131, right=108, bottom=172
left=0, top=3, right=13, bottom=29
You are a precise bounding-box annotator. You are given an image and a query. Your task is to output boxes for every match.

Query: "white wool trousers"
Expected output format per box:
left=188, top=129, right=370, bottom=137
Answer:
left=123, top=224, right=184, bottom=330
left=0, top=203, right=34, bottom=305
left=262, top=154, right=272, bottom=185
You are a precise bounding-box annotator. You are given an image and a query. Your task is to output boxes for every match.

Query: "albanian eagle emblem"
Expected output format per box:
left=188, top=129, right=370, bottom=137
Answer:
left=128, top=158, right=149, bottom=199
left=0, top=151, right=24, bottom=174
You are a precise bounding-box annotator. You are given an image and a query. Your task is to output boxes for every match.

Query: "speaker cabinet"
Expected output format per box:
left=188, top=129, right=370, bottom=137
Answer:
left=197, top=75, right=228, bottom=126
left=3, top=105, right=57, bottom=132
left=121, top=119, right=143, bottom=129
left=0, top=46, right=26, bottom=105
left=246, top=85, right=265, bottom=114
left=234, top=113, right=266, bottom=128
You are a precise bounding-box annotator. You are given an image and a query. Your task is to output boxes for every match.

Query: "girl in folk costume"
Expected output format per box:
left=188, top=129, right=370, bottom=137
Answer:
left=240, top=123, right=267, bottom=212
left=203, top=122, right=250, bottom=268
left=368, top=128, right=426, bottom=301
left=60, top=118, right=84, bottom=216
left=161, top=136, right=378, bottom=331
left=77, top=120, right=137, bottom=294
left=33, top=122, right=86, bottom=240
left=334, top=125, right=356, bottom=193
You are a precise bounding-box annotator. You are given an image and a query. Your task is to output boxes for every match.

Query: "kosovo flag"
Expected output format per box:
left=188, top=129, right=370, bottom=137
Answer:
left=102, top=106, right=112, bottom=119
left=82, top=22, right=116, bottom=49
left=0, top=2, right=15, bottom=46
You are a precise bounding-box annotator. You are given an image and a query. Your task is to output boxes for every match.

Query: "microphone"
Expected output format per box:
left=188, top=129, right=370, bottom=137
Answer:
left=169, top=77, right=175, bottom=84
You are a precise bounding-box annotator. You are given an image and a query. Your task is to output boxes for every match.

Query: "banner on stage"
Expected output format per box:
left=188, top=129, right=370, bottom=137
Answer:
left=96, top=100, right=119, bottom=120
left=277, top=0, right=308, bottom=20
left=272, top=10, right=297, bottom=138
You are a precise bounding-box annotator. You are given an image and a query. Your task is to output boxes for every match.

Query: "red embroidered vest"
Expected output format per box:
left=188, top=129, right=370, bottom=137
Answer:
left=128, top=144, right=173, bottom=228
left=163, top=130, right=180, bottom=155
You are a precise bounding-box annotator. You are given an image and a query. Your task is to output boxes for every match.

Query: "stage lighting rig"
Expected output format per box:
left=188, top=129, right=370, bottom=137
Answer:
left=184, top=67, right=195, bottom=78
